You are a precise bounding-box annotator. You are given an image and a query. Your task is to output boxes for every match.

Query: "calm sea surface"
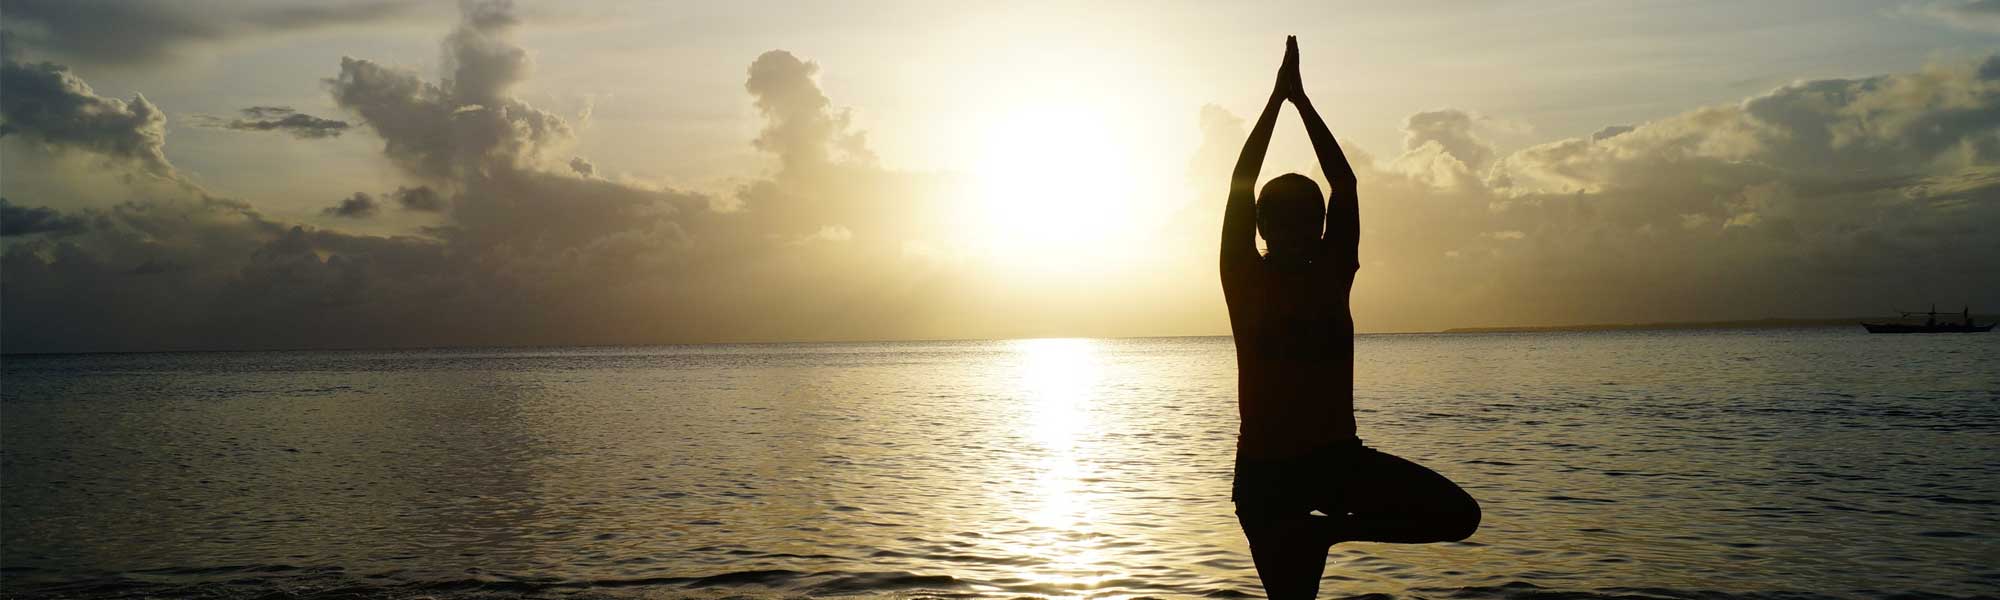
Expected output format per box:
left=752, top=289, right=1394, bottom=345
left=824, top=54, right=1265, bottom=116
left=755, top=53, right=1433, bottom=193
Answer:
left=2, top=330, right=1995, bottom=599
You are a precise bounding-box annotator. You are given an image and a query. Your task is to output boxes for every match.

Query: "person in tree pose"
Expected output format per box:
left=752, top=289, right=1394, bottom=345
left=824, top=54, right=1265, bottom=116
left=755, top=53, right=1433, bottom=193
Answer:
left=1222, top=36, right=1481, bottom=599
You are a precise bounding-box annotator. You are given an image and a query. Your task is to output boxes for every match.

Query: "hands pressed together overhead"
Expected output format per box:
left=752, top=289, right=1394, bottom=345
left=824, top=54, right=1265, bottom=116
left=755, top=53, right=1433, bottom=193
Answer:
left=1274, top=35, right=1305, bottom=103
left=1223, top=34, right=1360, bottom=273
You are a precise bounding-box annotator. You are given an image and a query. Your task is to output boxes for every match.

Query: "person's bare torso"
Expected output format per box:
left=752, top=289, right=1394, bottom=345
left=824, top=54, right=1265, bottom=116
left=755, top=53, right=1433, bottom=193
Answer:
left=1224, top=255, right=1356, bottom=460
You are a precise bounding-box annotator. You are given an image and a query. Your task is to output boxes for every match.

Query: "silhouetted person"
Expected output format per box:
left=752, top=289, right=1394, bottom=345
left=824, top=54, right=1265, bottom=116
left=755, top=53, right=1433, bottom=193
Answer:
left=1223, top=37, right=1480, bottom=599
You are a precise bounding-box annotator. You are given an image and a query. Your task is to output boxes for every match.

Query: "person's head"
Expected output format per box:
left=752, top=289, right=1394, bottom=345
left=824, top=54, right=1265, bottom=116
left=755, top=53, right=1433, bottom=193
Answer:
left=1257, top=172, right=1324, bottom=256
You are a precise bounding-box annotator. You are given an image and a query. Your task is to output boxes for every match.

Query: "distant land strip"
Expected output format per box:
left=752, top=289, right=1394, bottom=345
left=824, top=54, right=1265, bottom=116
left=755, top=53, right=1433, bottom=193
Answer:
left=1439, top=316, right=1995, bottom=334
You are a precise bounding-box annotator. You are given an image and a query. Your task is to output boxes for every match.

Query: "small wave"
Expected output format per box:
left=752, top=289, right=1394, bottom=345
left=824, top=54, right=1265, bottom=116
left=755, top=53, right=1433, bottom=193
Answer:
left=1917, top=494, right=1996, bottom=506
left=680, top=568, right=809, bottom=588
left=1543, top=495, right=1618, bottom=504
left=1916, top=530, right=1981, bottom=538
left=801, top=571, right=962, bottom=595
left=127, top=563, right=309, bottom=576
left=1, top=568, right=972, bottom=600
left=11, top=569, right=2000, bottom=600
left=1408, top=581, right=1993, bottom=600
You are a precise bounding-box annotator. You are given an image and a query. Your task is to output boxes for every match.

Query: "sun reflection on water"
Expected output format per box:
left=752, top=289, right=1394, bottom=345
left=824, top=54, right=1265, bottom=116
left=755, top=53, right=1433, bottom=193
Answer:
left=1006, top=338, right=1112, bottom=594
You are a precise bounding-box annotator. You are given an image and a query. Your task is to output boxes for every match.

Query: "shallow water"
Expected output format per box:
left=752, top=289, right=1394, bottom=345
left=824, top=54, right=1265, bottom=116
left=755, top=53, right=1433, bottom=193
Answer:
left=2, top=330, right=1995, bottom=599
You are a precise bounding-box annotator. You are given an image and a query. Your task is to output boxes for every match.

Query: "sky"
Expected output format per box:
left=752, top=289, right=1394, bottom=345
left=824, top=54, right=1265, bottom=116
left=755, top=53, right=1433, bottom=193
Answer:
left=1, top=0, right=1997, bottom=352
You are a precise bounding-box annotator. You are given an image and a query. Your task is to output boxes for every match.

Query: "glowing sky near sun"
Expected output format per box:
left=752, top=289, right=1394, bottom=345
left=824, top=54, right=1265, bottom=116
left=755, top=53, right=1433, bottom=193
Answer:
left=1, top=0, right=1997, bottom=352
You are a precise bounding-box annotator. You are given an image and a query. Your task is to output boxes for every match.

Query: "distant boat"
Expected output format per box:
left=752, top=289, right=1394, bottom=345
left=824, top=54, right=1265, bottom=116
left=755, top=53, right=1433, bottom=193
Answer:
left=1861, top=306, right=1993, bottom=334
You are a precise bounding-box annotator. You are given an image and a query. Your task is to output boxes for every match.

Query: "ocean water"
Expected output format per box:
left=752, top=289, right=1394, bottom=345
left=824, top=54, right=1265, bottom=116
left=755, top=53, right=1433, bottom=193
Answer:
left=1, top=330, right=1994, bottom=599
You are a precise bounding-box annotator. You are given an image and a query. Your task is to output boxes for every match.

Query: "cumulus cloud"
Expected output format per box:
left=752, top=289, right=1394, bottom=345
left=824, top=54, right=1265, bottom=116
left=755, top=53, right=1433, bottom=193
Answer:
left=319, top=0, right=577, bottom=182
left=0, top=0, right=412, bottom=66
left=729, top=48, right=959, bottom=251
left=0, top=57, right=176, bottom=179
left=1176, top=54, right=1999, bottom=332
left=1374, top=109, right=1502, bottom=191
left=1340, top=54, right=2000, bottom=330
left=325, top=2, right=574, bottom=183
left=1402, top=109, right=1496, bottom=172
left=194, top=106, right=351, bottom=139
left=318, top=0, right=710, bottom=288
left=322, top=192, right=380, bottom=218
left=746, top=50, right=875, bottom=174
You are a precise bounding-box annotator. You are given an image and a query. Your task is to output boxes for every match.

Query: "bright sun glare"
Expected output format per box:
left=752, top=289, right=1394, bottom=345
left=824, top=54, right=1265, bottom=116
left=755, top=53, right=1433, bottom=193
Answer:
left=962, top=101, right=1163, bottom=272
left=1008, top=338, right=1111, bottom=586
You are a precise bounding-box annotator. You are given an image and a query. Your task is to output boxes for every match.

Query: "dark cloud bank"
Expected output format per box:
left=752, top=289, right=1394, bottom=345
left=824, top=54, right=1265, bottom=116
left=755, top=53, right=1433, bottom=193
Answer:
left=1330, top=59, right=2000, bottom=330
left=0, top=0, right=412, bottom=66
left=0, top=198, right=88, bottom=237
left=1, top=0, right=957, bottom=352
left=3, top=1, right=1999, bottom=352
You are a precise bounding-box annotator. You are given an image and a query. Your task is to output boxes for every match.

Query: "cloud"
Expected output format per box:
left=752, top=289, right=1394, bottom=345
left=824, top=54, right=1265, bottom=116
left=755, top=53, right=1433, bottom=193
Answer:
left=2, top=1, right=703, bottom=352
left=729, top=48, right=959, bottom=250
left=1384, top=110, right=1494, bottom=191
left=1179, top=55, right=1999, bottom=332
left=1340, top=53, right=2000, bottom=330
left=0, top=197, right=88, bottom=236
left=1905, top=0, right=2000, bottom=33
left=390, top=185, right=444, bottom=211
left=745, top=50, right=875, bottom=175
left=325, top=2, right=573, bottom=183
left=0, top=194, right=468, bottom=351
left=194, top=106, right=352, bottom=139
left=3, top=0, right=988, bottom=352
left=0, top=0, right=1089, bottom=353
left=786, top=224, right=853, bottom=246
left=0, top=57, right=176, bottom=179
left=317, top=1, right=711, bottom=288
left=0, top=0, right=413, bottom=66
left=1189, top=104, right=1246, bottom=190
left=1590, top=125, right=1634, bottom=141
left=1402, top=109, right=1496, bottom=172
left=7, top=0, right=1993, bottom=353
left=321, top=0, right=573, bottom=180
left=321, top=192, right=379, bottom=218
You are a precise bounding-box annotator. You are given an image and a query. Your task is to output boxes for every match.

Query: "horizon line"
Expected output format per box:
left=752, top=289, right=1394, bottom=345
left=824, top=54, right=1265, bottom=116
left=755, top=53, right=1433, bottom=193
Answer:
left=3, top=315, right=1943, bottom=357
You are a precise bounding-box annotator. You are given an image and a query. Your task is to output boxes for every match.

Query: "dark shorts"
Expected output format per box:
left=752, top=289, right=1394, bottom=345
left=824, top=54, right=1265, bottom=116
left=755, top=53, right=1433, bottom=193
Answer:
left=1231, top=437, right=1478, bottom=532
left=1231, top=438, right=1481, bottom=594
left=1231, top=437, right=1375, bottom=518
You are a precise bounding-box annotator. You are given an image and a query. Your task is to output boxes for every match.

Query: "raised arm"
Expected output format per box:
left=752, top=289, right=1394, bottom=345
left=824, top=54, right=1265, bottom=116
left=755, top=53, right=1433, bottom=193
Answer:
left=1284, top=40, right=1359, bottom=273
left=1222, top=41, right=1295, bottom=279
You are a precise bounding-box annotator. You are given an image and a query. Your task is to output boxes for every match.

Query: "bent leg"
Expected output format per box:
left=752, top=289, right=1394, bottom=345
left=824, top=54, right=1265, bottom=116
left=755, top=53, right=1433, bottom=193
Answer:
left=1238, top=506, right=1331, bottom=600
left=1323, top=448, right=1480, bottom=544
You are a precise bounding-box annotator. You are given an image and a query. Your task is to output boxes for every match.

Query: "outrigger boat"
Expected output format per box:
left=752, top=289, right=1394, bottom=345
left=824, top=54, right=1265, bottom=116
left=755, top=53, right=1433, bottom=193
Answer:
left=1861, top=305, right=1993, bottom=334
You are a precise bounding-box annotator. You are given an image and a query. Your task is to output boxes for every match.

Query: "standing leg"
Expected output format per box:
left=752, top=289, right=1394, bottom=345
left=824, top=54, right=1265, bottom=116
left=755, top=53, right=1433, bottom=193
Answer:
left=1321, top=447, right=1480, bottom=544
left=1238, top=505, right=1332, bottom=600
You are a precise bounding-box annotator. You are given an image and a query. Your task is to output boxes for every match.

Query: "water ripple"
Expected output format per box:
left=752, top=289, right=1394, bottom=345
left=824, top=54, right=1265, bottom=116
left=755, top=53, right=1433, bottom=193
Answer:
left=3, top=331, right=1996, bottom=598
